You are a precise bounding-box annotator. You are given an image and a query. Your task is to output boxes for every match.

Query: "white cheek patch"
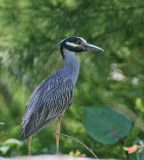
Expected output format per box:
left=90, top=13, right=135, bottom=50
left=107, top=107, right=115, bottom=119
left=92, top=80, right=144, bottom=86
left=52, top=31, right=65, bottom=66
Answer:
left=79, top=37, right=87, bottom=43
left=66, top=42, right=79, bottom=47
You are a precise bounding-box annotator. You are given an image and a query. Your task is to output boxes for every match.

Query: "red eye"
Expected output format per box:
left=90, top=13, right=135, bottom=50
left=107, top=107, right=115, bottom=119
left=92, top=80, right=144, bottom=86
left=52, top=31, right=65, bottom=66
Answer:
left=76, top=41, right=82, bottom=45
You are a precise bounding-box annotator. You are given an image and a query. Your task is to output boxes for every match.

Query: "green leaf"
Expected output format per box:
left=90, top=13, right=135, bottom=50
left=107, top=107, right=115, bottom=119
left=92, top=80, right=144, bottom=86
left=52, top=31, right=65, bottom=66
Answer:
left=0, top=146, right=9, bottom=154
left=3, top=138, right=22, bottom=147
left=83, top=106, right=132, bottom=144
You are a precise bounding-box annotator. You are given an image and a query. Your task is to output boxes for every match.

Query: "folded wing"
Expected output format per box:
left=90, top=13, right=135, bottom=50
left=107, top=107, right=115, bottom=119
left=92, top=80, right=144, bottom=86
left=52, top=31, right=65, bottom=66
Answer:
left=21, top=70, right=73, bottom=140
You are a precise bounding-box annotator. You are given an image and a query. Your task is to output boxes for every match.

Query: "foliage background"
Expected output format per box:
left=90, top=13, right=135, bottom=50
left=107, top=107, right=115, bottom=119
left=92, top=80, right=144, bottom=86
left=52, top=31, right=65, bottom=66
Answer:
left=0, top=0, right=144, bottom=159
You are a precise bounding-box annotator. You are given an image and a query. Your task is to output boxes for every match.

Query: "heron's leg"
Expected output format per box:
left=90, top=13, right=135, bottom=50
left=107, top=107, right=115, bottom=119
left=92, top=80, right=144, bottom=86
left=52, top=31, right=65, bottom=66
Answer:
left=28, top=136, right=32, bottom=155
left=56, top=115, right=62, bottom=154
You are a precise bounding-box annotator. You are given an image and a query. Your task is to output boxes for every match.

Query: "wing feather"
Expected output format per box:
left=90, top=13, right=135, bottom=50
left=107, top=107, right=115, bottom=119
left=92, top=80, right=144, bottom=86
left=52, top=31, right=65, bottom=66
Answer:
left=21, top=70, right=73, bottom=139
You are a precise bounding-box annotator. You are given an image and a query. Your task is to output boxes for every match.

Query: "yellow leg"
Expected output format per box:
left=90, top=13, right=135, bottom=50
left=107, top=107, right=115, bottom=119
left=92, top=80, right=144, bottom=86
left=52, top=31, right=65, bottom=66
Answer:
left=28, top=136, right=32, bottom=156
left=56, top=116, right=62, bottom=154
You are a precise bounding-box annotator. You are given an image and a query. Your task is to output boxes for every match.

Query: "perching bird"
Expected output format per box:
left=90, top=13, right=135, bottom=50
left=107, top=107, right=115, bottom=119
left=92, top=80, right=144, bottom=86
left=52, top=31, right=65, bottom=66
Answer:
left=21, top=36, right=104, bottom=155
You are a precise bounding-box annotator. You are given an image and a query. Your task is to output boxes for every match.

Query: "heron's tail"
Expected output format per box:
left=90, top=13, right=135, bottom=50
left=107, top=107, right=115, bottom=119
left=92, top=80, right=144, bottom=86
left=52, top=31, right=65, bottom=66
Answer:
left=21, top=118, right=54, bottom=140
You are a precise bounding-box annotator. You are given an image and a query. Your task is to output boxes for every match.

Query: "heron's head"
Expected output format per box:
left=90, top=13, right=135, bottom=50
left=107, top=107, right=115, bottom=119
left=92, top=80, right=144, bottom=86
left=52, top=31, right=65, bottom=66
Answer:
left=57, top=36, right=104, bottom=52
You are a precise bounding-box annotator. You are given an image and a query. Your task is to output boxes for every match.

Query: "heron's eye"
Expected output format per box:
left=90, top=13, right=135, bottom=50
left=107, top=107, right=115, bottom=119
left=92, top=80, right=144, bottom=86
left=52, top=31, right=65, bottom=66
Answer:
left=76, top=41, right=82, bottom=45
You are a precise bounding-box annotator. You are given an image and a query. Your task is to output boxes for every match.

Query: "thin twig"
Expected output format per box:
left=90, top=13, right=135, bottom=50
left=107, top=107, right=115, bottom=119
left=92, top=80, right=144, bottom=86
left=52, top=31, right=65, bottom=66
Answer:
left=95, top=21, right=144, bottom=40
left=56, top=133, right=99, bottom=160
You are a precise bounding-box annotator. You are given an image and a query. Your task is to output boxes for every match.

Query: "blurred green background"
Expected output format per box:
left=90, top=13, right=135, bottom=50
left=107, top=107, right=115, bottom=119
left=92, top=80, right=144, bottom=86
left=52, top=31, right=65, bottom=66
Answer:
left=0, top=0, right=144, bottom=159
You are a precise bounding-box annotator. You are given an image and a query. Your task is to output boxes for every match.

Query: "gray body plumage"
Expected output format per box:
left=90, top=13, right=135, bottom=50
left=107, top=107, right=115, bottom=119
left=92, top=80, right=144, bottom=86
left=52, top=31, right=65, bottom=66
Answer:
left=21, top=48, right=79, bottom=139
left=21, top=36, right=103, bottom=140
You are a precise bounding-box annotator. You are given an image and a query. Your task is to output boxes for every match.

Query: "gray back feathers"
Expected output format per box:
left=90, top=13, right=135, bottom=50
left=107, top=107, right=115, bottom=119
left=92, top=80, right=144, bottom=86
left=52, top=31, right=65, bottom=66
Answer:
left=22, top=45, right=80, bottom=140
left=21, top=70, right=73, bottom=139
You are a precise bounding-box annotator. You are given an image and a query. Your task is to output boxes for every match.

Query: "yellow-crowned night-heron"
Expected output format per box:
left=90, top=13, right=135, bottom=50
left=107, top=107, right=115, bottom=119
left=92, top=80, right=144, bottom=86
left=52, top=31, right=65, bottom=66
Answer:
left=21, top=36, right=103, bottom=155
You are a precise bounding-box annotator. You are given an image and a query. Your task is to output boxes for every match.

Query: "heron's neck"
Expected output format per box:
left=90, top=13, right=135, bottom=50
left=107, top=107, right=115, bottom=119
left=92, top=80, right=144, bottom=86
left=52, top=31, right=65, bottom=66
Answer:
left=61, top=47, right=79, bottom=86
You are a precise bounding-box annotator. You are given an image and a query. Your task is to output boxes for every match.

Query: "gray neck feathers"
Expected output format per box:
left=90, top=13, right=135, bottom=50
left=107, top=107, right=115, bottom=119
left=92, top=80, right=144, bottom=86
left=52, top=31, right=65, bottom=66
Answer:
left=62, top=47, right=79, bottom=86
